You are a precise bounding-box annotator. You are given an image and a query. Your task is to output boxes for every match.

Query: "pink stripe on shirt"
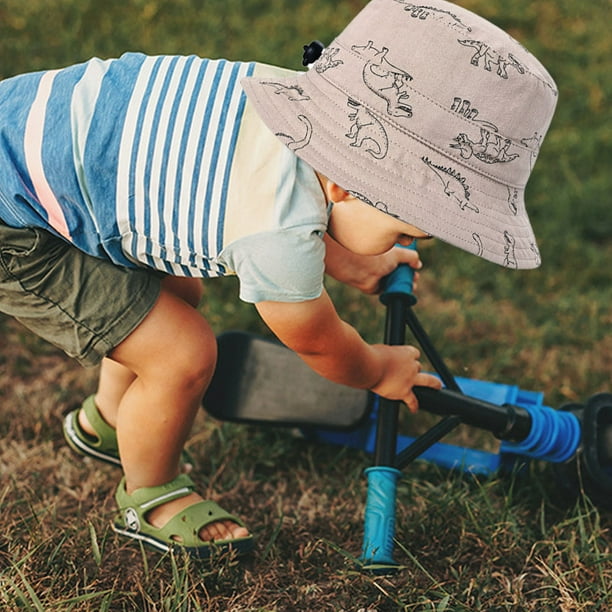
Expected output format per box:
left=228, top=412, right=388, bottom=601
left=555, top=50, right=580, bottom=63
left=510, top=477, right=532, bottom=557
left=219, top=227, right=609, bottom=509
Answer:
left=24, top=69, right=71, bottom=239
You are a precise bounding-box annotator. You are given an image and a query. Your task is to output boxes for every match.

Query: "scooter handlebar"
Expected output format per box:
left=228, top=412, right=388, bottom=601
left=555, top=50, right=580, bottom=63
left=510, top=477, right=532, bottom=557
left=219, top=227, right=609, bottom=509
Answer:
left=380, top=242, right=418, bottom=306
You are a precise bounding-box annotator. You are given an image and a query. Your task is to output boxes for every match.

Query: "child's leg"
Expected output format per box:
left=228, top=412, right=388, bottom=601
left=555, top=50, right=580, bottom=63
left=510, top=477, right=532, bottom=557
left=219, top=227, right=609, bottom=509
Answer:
left=83, top=277, right=203, bottom=431
left=0, top=223, right=243, bottom=544
left=108, top=286, right=248, bottom=543
left=87, top=359, right=135, bottom=430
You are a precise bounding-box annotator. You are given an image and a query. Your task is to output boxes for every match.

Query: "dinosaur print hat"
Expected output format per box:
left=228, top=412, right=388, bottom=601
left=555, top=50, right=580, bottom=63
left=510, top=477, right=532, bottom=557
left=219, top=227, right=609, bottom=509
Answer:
left=241, top=0, right=558, bottom=269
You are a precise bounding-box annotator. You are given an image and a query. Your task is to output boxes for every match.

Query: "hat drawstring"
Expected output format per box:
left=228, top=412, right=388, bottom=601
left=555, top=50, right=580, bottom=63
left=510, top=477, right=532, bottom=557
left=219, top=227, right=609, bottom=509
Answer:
left=302, top=41, right=325, bottom=66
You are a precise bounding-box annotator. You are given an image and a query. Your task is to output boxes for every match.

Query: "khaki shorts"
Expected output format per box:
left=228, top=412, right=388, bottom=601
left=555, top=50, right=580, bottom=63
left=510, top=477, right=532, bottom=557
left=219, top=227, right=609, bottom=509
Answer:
left=0, top=223, right=161, bottom=366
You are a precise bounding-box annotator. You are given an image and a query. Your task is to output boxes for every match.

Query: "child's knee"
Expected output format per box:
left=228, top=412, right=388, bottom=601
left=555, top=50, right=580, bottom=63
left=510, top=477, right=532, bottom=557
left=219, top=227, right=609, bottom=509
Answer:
left=110, top=291, right=217, bottom=391
left=153, top=313, right=217, bottom=393
left=176, top=320, right=218, bottom=390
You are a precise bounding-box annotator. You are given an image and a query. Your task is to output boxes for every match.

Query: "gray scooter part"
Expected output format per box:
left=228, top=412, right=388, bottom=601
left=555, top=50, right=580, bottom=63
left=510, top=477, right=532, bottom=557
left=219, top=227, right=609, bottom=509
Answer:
left=204, top=331, right=371, bottom=430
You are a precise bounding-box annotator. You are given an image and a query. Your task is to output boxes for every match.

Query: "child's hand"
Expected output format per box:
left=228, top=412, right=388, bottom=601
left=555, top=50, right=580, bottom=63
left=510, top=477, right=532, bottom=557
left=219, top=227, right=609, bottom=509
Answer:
left=256, top=291, right=440, bottom=414
left=363, top=245, right=422, bottom=295
left=369, top=344, right=442, bottom=413
left=325, top=236, right=423, bottom=295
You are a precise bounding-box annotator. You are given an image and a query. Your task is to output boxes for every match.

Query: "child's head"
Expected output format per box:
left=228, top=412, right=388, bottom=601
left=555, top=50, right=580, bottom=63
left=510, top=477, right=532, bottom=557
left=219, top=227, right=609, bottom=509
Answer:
left=242, top=0, right=558, bottom=269
left=318, top=174, right=431, bottom=256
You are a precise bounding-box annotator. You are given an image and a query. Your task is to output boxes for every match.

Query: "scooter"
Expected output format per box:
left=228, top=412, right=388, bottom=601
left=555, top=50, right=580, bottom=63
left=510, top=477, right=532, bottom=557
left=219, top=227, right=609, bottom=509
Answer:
left=204, top=244, right=612, bottom=573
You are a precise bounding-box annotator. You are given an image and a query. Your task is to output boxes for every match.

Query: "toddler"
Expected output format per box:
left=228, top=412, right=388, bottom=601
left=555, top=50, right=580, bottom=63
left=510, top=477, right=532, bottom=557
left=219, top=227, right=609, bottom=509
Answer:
left=0, top=0, right=557, bottom=557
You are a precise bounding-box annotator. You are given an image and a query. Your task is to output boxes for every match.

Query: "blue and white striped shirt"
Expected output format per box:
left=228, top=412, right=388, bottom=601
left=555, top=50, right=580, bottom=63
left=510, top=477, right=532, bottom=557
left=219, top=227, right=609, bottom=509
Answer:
left=0, top=53, right=328, bottom=302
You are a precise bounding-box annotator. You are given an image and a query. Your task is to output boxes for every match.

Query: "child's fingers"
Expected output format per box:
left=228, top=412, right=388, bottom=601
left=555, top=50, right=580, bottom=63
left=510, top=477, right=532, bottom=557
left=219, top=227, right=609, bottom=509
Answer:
left=405, top=390, right=419, bottom=414
left=404, top=373, right=442, bottom=413
left=415, top=372, right=443, bottom=390
left=392, top=245, right=423, bottom=269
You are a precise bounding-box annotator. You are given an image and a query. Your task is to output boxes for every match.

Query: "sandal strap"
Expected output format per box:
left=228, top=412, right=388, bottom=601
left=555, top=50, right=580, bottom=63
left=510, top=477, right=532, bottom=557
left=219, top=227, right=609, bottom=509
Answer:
left=68, top=396, right=194, bottom=470
left=159, top=499, right=248, bottom=547
left=115, top=473, right=196, bottom=512
left=81, top=395, right=118, bottom=451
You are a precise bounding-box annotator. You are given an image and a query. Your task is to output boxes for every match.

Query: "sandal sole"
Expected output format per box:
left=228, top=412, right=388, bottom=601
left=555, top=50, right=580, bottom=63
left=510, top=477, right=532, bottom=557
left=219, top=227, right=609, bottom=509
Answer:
left=111, top=521, right=255, bottom=559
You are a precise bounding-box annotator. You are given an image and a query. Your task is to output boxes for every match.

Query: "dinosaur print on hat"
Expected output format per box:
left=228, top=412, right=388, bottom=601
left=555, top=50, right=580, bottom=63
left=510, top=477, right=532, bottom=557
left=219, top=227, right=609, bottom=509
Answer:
left=458, top=39, right=525, bottom=79
left=345, top=99, right=389, bottom=159
left=315, top=47, right=344, bottom=73
left=393, top=0, right=472, bottom=32
left=449, top=98, right=520, bottom=166
left=351, top=41, right=414, bottom=119
left=421, top=156, right=478, bottom=213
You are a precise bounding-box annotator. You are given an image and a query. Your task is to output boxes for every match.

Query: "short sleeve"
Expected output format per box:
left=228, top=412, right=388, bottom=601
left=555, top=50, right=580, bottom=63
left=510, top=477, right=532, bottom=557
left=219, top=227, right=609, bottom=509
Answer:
left=221, top=226, right=326, bottom=303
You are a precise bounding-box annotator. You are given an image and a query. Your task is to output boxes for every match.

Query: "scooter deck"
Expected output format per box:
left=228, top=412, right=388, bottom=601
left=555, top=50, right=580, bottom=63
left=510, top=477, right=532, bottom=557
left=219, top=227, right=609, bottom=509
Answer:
left=204, top=331, right=372, bottom=430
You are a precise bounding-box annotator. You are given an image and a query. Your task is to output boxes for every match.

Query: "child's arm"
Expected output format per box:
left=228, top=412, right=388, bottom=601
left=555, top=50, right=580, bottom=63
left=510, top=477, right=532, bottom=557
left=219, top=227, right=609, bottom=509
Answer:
left=256, top=290, right=441, bottom=412
left=323, top=234, right=422, bottom=295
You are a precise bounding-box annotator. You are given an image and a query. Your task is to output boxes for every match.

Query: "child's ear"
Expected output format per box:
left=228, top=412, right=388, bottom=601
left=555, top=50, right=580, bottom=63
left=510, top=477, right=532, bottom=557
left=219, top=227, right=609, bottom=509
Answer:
left=326, top=181, right=350, bottom=203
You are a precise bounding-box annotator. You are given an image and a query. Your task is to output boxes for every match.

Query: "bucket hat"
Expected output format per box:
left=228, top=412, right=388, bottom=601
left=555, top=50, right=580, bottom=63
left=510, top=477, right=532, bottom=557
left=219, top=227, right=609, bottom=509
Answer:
left=242, top=0, right=558, bottom=268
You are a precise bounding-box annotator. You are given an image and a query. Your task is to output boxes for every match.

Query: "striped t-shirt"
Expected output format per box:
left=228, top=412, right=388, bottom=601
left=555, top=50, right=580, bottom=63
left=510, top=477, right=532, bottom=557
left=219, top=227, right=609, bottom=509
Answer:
left=0, top=53, right=328, bottom=303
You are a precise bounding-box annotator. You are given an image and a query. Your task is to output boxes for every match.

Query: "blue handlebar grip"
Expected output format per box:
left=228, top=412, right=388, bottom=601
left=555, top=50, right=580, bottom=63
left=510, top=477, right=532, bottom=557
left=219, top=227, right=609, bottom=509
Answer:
left=360, top=466, right=401, bottom=570
left=380, top=241, right=418, bottom=306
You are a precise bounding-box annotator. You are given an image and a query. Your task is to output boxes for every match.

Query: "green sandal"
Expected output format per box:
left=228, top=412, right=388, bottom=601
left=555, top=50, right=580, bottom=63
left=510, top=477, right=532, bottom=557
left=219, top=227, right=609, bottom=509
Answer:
left=63, top=396, right=194, bottom=469
left=112, top=474, right=254, bottom=559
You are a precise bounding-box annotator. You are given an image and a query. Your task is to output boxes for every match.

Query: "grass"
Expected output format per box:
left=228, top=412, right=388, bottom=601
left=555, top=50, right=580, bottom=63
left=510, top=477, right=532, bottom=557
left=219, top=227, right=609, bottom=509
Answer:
left=1, top=0, right=611, bottom=609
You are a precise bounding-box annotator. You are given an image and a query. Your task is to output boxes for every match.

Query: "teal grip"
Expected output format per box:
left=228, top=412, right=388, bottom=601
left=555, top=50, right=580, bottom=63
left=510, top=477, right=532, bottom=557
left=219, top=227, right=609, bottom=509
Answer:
left=360, top=466, right=401, bottom=569
left=380, top=242, right=417, bottom=306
